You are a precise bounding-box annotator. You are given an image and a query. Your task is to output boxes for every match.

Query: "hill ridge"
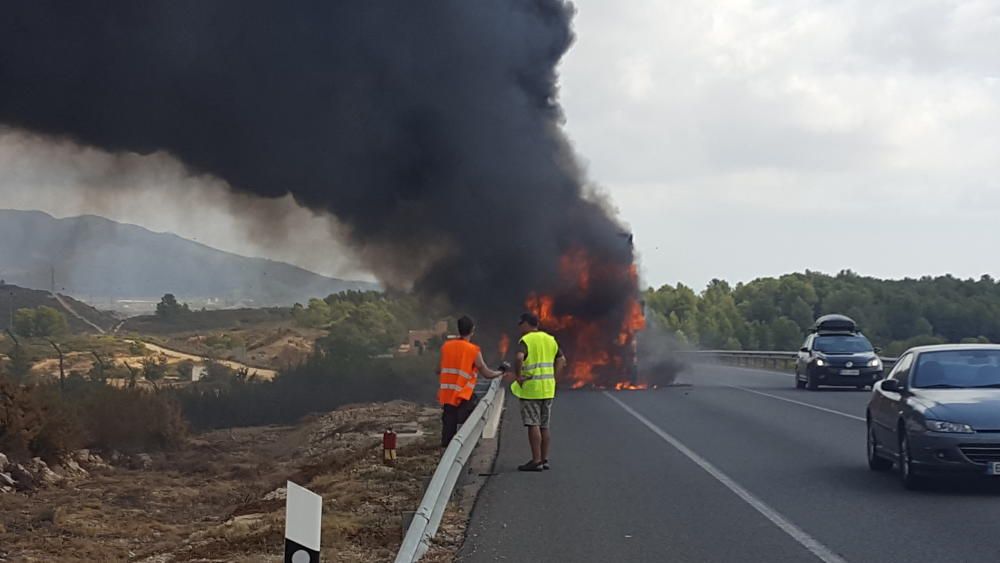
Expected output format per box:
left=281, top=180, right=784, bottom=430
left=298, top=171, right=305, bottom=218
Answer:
left=0, top=209, right=376, bottom=308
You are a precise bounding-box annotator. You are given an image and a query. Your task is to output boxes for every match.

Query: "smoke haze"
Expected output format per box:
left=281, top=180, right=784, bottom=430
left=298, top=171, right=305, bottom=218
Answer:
left=0, top=1, right=636, bottom=325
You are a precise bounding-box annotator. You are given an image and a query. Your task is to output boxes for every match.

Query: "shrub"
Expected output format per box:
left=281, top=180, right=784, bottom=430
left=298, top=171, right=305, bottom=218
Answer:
left=79, top=386, right=187, bottom=453
left=0, top=377, right=46, bottom=461
left=30, top=386, right=85, bottom=461
left=176, top=353, right=437, bottom=430
left=0, top=377, right=187, bottom=461
left=0, top=378, right=83, bottom=462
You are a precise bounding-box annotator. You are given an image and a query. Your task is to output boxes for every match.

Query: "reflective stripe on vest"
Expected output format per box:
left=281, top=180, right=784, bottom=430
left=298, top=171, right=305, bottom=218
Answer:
left=440, top=367, right=474, bottom=380
left=511, top=331, right=559, bottom=400
left=438, top=338, right=481, bottom=406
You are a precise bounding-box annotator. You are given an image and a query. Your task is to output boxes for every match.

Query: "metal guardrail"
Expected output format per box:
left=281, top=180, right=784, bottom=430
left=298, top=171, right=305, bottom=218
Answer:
left=689, top=349, right=898, bottom=371
left=395, top=378, right=503, bottom=563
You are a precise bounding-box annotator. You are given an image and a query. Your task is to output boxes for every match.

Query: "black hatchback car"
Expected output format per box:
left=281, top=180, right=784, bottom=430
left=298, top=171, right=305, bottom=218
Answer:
left=795, top=314, right=884, bottom=390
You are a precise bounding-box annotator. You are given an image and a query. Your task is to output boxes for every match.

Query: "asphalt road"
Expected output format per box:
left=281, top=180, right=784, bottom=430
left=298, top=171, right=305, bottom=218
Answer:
left=459, top=363, right=1000, bottom=563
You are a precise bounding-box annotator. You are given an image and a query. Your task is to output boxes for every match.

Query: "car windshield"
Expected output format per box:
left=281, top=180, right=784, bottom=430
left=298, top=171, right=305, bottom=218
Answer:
left=912, top=350, right=1000, bottom=389
left=813, top=335, right=873, bottom=354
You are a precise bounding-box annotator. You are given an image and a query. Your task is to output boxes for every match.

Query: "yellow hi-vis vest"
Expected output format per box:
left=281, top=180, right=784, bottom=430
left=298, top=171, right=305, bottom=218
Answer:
left=511, top=331, right=558, bottom=399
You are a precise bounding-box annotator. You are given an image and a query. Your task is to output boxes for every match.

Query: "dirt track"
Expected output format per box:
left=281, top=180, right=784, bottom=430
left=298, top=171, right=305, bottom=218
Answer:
left=135, top=341, right=278, bottom=381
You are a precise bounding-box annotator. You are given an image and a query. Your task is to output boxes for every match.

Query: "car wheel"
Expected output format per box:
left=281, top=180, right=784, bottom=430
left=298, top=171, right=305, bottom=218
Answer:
left=867, top=421, right=892, bottom=472
left=898, top=429, right=924, bottom=490
left=806, top=372, right=818, bottom=391
left=795, top=370, right=805, bottom=389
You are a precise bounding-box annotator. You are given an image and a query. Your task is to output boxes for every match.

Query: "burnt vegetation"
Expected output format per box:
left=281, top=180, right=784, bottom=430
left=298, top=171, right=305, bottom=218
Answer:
left=0, top=378, right=186, bottom=463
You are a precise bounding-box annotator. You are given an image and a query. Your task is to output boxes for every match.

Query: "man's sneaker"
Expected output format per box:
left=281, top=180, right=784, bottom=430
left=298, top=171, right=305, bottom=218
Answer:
left=541, top=459, right=550, bottom=470
left=518, top=460, right=544, bottom=472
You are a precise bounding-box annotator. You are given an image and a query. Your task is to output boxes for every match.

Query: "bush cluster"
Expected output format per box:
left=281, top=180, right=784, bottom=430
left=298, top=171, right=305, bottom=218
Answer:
left=177, top=353, right=436, bottom=430
left=0, top=377, right=187, bottom=462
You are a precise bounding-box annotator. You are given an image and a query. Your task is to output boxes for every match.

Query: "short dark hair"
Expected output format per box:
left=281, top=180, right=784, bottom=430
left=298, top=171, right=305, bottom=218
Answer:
left=457, top=315, right=475, bottom=336
left=518, top=312, right=539, bottom=327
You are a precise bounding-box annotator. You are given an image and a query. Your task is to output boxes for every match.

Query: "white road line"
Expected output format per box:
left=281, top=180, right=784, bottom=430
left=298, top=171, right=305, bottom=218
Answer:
left=604, top=392, right=848, bottom=563
left=729, top=386, right=865, bottom=422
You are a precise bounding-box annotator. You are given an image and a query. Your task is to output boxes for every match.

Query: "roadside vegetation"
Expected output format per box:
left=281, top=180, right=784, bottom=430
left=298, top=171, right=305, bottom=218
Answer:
left=0, top=290, right=455, bottom=561
left=177, top=291, right=444, bottom=429
left=646, top=270, right=1000, bottom=356
left=1, top=290, right=448, bottom=458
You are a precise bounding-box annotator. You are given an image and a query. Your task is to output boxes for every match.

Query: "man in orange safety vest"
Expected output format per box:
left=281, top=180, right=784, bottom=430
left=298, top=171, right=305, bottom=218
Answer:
left=439, top=315, right=507, bottom=447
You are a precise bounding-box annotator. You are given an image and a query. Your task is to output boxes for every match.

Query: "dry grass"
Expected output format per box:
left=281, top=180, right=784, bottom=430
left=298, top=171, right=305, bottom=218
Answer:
left=0, top=401, right=465, bottom=563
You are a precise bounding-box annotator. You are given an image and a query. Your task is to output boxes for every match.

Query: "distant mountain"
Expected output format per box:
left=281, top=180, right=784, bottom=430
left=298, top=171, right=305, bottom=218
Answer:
left=0, top=209, right=377, bottom=308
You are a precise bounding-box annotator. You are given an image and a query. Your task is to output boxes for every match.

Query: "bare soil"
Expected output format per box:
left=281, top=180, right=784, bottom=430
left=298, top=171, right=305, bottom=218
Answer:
left=0, top=401, right=470, bottom=562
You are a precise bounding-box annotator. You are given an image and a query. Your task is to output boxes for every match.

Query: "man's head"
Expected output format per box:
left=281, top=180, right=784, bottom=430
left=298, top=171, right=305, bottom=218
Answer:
left=457, top=315, right=475, bottom=338
left=518, top=312, right=539, bottom=335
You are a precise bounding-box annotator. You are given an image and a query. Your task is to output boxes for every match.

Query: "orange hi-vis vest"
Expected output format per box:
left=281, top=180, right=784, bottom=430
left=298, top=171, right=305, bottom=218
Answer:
left=438, top=338, right=480, bottom=406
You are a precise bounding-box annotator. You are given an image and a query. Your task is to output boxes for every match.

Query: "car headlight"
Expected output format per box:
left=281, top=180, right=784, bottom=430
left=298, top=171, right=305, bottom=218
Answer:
left=867, top=357, right=881, bottom=368
left=925, top=420, right=975, bottom=434
left=815, top=358, right=825, bottom=366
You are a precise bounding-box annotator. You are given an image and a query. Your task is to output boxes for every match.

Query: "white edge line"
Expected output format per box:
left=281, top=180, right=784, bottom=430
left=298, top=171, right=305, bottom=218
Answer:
left=604, top=392, right=848, bottom=563
left=729, top=386, right=866, bottom=422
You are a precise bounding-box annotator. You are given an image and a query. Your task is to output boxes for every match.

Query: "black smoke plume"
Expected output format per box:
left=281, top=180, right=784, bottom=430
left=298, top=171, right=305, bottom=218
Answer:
left=0, top=1, right=637, bottom=338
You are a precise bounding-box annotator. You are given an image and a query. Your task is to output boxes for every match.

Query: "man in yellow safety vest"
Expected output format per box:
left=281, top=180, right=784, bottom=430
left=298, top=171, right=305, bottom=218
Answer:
left=511, top=312, right=565, bottom=472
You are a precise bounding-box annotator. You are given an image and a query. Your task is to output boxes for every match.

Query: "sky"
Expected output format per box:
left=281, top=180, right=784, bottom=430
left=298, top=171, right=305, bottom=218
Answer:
left=2, top=0, right=1000, bottom=290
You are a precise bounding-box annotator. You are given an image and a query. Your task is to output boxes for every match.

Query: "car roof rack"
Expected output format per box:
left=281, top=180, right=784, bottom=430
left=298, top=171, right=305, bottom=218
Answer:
left=811, top=314, right=858, bottom=335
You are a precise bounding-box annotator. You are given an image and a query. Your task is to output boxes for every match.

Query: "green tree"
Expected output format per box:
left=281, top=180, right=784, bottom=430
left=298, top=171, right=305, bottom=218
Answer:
left=156, top=294, right=189, bottom=319
left=12, top=308, right=35, bottom=337
left=3, top=330, right=32, bottom=381
left=12, top=306, right=67, bottom=337
left=770, top=317, right=804, bottom=350
left=293, top=298, right=332, bottom=328
left=142, top=356, right=169, bottom=386
left=34, top=306, right=68, bottom=337
left=637, top=271, right=1000, bottom=353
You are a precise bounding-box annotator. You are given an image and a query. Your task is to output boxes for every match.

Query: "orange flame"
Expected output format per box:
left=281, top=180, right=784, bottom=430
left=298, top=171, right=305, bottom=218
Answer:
left=614, top=382, right=651, bottom=391
left=498, top=333, right=510, bottom=358
left=523, top=247, right=646, bottom=390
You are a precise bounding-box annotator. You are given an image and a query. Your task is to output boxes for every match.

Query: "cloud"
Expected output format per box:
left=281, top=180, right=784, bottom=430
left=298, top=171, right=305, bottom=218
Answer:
left=559, top=0, right=1000, bottom=287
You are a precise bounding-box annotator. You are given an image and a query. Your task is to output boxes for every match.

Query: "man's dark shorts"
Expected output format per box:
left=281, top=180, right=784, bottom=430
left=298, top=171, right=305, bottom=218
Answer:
left=519, top=398, right=553, bottom=428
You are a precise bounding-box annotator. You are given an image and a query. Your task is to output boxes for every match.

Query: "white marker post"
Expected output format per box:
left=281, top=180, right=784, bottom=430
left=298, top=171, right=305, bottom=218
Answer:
left=285, top=481, right=322, bottom=563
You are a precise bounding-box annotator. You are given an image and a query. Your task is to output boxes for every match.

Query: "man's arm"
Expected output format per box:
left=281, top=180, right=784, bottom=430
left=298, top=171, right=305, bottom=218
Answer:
left=474, top=352, right=504, bottom=379
left=554, top=348, right=567, bottom=378
left=514, top=347, right=526, bottom=384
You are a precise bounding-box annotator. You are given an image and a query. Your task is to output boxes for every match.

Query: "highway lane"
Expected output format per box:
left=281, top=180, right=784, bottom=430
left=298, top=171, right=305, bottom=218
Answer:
left=460, top=363, right=1000, bottom=562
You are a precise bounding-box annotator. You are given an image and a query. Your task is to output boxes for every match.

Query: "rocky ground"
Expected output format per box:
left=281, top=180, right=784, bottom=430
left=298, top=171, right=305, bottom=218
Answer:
left=0, top=401, right=471, bottom=562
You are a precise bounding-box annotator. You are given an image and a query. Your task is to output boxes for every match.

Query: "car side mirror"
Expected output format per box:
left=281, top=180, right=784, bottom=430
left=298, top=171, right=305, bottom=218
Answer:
left=800, top=347, right=809, bottom=353
left=880, top=379, right=900, bottom=392
left=874, top=346, right=882, bottom=354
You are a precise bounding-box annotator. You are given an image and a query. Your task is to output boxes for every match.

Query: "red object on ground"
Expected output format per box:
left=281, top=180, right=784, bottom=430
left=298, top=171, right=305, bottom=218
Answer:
left=383, top=429, right=397, bottom=450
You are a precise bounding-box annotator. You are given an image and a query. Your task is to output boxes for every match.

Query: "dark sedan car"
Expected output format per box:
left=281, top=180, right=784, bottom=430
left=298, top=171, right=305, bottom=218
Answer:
left=867, top=344, right=1000, bottom=489
left=796, top=331, right=884, bottom=390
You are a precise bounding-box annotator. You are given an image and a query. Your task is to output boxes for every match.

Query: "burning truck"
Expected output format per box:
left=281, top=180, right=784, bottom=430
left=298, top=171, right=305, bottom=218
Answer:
left=500, top=233, right=648, bottom=390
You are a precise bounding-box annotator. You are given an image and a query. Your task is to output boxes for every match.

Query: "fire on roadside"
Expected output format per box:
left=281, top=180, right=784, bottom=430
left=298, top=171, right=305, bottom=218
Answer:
left=498, top=333, right=510, bottom=359
left=522, top=247, right=647, bottom=390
